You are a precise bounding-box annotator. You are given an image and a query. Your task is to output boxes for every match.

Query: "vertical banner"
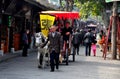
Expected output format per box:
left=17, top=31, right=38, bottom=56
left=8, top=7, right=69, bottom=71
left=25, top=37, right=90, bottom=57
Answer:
left=39, top=14, right=55, bottom=37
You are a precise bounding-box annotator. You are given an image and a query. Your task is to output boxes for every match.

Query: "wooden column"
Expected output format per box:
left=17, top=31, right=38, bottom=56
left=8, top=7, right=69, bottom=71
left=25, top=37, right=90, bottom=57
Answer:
left=112, top=2, right=117, bottom=59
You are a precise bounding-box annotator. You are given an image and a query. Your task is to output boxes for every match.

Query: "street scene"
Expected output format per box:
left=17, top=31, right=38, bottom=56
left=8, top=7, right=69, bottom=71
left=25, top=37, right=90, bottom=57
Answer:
left=0, top=47, right=120, bottom=79
left=0, top=0, right=120, bottom=79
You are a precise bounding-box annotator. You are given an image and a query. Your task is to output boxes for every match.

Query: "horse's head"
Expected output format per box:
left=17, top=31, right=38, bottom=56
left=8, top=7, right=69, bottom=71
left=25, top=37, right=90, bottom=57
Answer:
left=35, top=32, right=45, bottom=47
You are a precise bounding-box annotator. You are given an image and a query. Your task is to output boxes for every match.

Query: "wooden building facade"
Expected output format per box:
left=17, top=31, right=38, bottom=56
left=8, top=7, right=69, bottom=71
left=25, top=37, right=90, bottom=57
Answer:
left=0, top=0, right=56, bottom=54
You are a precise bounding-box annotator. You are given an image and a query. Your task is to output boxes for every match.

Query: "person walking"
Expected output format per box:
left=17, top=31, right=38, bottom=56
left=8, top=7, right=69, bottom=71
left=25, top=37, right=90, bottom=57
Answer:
left=30, top=31, right=35, bottom=49
left=97, top=30, right=105, bottom=52
left=72, top=29, right=82, bottom=55
left=106, top=28, right=111, bottom=52
left=42, top=25, right=63, bottom=72
left=83, top=29, right=93, bottom=56
left=91, top=35, right=97, bottom=56
left=22, top=29, right=29, bottom=57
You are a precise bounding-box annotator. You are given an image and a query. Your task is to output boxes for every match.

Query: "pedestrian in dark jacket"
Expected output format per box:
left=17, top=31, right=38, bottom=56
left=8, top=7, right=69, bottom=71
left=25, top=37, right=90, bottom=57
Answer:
left=72, top=29, right=82, bottom=55
left=61, top=21, right=72, bottom=42
left=22, top=29, right=29, bottom=57
left=83, top=29, right=93, bottom=56
left=42, top=25, right=63, bottom=72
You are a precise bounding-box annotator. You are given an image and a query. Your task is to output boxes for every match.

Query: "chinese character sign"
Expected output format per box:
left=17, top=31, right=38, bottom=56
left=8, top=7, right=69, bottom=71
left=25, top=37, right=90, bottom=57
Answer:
left=40, top=14, right=55, bottom=37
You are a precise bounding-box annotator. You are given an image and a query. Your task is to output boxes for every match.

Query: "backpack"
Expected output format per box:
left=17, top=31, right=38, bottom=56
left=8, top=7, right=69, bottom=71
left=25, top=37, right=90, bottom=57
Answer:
left=84, top=32, right=92, bottom=43
left=72, top=33, right=79, bottom=44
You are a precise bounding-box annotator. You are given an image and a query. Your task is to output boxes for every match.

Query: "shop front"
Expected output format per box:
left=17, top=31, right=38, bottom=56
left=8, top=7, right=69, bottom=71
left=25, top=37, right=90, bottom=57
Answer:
left=0, top=0, right=57, bottom=55
left=0, top=14, right=25, bottom=54
left=0, top=0, right=28, bottom=54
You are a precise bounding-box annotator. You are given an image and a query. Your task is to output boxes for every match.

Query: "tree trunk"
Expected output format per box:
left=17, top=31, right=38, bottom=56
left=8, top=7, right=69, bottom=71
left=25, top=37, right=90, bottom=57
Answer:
left=112, top=2, right=117, bottom=59
left=69, top=0, right=74, bottom=11
left=59, top=0, right=62, bottom=10
left=102, top=8, right=109, bottom=28
left=65, top=0, right=74, bottom=11
left=66, top=0, right=69, bottom=11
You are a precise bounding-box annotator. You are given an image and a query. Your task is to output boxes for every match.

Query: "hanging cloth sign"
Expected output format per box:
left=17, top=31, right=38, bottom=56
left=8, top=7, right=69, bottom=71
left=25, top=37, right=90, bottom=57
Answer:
left=39, top=14, right=55, bottom=37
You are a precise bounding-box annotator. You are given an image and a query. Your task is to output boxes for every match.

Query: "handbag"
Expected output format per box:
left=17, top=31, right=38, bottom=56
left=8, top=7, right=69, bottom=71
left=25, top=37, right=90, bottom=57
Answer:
left=98, top=36, right=105, bottom=44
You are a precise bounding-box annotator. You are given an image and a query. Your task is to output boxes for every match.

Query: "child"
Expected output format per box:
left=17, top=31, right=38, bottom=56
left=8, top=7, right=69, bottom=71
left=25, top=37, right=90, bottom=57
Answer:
left=91, top=35, right=97, bottom=56
left=91, top=42, right=97, bottom=56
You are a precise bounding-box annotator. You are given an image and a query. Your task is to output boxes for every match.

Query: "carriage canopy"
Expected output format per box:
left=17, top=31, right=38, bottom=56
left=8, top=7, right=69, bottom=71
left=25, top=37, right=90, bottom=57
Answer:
left=39, top=11, right=80, bottom=37
left=41, top=11, right=80, bottom=19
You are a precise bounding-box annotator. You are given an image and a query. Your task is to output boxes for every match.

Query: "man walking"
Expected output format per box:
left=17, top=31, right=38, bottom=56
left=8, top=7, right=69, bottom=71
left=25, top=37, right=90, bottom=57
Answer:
left=42, top=25, right=63, bottom=72
left=83, top=29, right=93, bottom=56
left=22, top=29, right=29, bottom=57
left=72, top=29, right=82, bottom=55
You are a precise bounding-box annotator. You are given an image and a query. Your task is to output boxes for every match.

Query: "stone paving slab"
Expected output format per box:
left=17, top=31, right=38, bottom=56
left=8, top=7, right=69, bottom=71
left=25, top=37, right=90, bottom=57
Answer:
left=0, top=50, right=120, bottom=79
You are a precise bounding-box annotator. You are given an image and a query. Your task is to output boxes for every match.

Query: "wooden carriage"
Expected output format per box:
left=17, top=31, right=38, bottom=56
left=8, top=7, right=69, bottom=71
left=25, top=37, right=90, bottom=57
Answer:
left=41, top=11, right=80, bottom=65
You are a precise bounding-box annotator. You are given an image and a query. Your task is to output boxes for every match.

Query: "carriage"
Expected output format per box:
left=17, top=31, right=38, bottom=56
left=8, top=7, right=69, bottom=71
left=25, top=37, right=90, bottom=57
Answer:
left=37, top=11, right=80, bottom=66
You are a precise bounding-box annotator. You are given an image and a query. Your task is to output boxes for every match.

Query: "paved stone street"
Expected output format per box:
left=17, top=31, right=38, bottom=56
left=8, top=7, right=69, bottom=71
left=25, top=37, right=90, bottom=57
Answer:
left=0, top=47, right=120, bottom=79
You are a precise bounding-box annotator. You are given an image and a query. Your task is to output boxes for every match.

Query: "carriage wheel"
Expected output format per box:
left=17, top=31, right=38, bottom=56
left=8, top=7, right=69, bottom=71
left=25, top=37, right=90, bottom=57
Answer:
left=66, top=48, right=69, bottom=65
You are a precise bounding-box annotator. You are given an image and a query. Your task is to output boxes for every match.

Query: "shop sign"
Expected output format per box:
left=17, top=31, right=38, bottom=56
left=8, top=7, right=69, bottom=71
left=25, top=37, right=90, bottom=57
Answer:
left=105, top=0, right=120, bottom=3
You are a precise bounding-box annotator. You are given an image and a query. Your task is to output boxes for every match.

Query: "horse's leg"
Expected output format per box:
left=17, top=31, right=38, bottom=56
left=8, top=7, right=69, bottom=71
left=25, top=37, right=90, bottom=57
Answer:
left=47, top=50, right=50, bottom=66
left=46, top=49, right=50, bottom=66
left=42, top=48, right=46, bottom=68
left=38, top=50, right=42, bottom=68
left=40, top=53, right=43, bottom=65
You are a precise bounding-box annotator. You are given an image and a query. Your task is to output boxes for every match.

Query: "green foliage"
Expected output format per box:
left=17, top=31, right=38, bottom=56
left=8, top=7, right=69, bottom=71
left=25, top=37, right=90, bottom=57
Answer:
left=61, top=0, right=66, bottom=7
left=74, top=0, right=105, bottom=19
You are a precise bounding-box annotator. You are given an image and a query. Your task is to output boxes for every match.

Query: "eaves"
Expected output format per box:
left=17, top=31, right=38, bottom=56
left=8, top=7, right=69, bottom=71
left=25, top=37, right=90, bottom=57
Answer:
left=24, top=0, right=55, bottom=10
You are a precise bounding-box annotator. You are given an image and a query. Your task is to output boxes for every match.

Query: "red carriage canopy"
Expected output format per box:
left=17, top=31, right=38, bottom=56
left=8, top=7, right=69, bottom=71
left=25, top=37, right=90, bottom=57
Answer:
left=41, top=11, right=80, bottom=19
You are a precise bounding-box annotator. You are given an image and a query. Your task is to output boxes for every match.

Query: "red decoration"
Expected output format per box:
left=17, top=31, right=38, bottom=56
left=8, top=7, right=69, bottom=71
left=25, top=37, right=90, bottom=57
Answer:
left=41, top=11, right=80, bottom=19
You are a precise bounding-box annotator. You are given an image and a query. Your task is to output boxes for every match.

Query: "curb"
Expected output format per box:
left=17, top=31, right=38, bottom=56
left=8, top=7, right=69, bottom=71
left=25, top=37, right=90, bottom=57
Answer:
left=0, top=49, right=37, bottom=63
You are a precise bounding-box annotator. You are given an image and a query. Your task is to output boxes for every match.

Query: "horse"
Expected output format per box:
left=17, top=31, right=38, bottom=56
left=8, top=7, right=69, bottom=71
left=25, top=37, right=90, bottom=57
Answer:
left=35, top=32, right=49, bottom=68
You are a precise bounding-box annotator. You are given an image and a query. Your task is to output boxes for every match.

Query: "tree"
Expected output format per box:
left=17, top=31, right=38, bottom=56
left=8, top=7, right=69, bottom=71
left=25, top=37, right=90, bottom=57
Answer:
left=74, top=0, right=111, bottom=27
left=74, top=0, right=104, bottom=18
left=59, top=0, right=74, bottom=11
